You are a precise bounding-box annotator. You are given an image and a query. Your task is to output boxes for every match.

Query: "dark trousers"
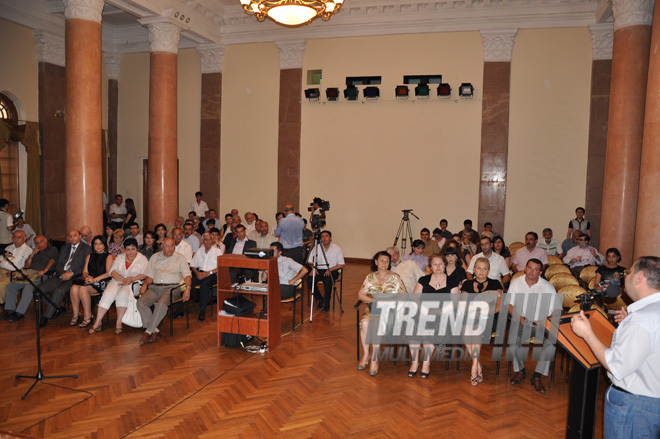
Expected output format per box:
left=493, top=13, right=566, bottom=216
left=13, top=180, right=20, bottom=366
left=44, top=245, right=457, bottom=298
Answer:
left=36, top=276, right=73, bottom=319
left=192, top=273, right=217, bottom=315
left=230, top=268, right=255, bottom=284
left=307, top=269, right=338, bottom=306
left=282, top=246, right=305, bottom=265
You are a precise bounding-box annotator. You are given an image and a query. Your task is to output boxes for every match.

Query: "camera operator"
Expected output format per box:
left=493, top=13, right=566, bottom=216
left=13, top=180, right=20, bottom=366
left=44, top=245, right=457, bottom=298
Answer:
left=274, top=204, right=305, bottom=264
left=571, top=256, right=660, bottom=438
left=308, top=197, right=329, bottom=230
left=0, top=199, right=15, bottom=253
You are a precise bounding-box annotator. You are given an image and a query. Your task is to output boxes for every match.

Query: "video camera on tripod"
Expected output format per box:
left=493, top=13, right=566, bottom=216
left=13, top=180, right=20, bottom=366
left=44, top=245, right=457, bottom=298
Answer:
left=308, top=197, right=330, bottom=230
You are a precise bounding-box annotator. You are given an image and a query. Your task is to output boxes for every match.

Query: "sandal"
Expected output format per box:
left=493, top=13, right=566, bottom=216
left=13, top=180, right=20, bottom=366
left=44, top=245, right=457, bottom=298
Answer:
left=88, top=324, right=102, bottom=334
left=476, top=366, right=484, bottom=384
left=408, top=361, right=419, bottom=378
left=69, top=315, right=80, bottom=326
left=357, top=360, right=369, bottom=370
left=79, top=316, right=93, bottom=328
left=470, top=375, right=480, bottom=386
left=115, top=328, right=123, bottom=335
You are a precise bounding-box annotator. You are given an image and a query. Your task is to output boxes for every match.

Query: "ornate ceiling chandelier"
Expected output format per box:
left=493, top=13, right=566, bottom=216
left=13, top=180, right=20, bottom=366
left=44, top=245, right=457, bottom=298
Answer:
left=239, top=0, right=345, bottom=27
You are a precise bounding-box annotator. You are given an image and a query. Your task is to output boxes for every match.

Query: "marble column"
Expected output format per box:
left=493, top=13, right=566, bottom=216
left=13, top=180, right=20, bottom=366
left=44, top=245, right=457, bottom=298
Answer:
left=106, top=53, right=121, bottom=200
left=477, top=30, right=517, bottom=235
left=64, top=0, right=104, bottom=235
left=600, top=0, right=653, bottom=267
left=585, top=24, right=613, bottom=250
left=276, top=40, right=305, bottom=211
left=634, top=4, right=660, bottom=259
left=34, top=30, right=66, bottom=238
left=143, top=21, right=180, bottom=230
left=198, top=45, right=224, bottom=212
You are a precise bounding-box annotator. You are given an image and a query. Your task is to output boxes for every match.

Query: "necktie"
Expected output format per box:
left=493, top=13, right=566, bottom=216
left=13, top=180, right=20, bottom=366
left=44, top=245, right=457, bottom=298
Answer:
left=64, top=245, right=77, bottom=272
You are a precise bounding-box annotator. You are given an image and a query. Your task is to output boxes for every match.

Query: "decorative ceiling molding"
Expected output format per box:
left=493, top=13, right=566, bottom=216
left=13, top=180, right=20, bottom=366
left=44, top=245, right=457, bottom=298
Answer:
left=63, top=0, right=104, bottom=23
left=612, top=0, right=653, bottom=31
left=589, top=23, right=613, bottom=60
left=480, top=29, right=518, bottom=62
left=142, top=20, right=182, bottom=53
left=33, top=29, right=66, bottom=66
left=197, top=44, right=225, bottom=73
left=105, top=52, right=122, bottom=79
left=275, top=40, right=306, bottom=69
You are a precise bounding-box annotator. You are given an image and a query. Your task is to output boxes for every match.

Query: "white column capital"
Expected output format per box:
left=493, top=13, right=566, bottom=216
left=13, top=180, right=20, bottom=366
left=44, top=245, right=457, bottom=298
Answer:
left=63, top=0, right=104, bottom=23
left=276, top=40, right=306, bottom=69
left=144, top=22, right=181, bottom=54
left=612, top=0, right=654, bottom=32
left=198, top=44, right=225, bottom=74
left=105, top=53, right=122, bottom=80
left=589, top=24, right=614, bottom=60
left=33, top=30, right=65, bottom=67
left=480, top=29, right=518, bottom=62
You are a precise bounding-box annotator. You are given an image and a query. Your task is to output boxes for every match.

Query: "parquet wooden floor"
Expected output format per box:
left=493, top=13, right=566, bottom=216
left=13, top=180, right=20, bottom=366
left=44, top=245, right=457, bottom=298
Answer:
left=0, top=263, right=605, bottom=438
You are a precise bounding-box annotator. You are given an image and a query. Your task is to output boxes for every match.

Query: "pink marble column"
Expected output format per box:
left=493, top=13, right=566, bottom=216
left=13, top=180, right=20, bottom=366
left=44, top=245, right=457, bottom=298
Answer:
left=600, top=0, right=653, bottom=266
left=143, top=22, right=181, bottom=230
left=634, top=4, right=660, bottom=259
left=63, top=0, right=104, bottom=235
left=276, top=41, right=305, bottom=211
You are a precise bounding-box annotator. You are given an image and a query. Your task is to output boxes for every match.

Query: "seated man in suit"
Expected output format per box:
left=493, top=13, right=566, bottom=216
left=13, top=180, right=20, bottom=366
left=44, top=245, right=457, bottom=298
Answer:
left=226, top=224, right=257, bottom=283
left=34, top=229, right=91, bottom=328
left=1, top=234, right=58, bottom=322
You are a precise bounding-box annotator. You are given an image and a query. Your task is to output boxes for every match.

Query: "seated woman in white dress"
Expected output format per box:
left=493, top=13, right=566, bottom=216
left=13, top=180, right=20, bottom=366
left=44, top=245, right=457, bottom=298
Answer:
left=88, top=238, right=148, bottom=334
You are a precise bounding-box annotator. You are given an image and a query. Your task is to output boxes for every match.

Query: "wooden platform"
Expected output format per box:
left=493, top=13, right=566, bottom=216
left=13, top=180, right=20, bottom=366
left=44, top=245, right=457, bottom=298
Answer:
left=0, top=263, right=605, bottom=438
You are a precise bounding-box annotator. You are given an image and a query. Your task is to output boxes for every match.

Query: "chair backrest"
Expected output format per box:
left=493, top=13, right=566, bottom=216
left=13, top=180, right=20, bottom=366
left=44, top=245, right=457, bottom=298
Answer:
left=508, top=242, right=525, bottom=256
left=549, top=273, right=580, bottom=291
left=547, top=255, right=562, bottom=265
left=557, top=284, right=586, bottom=309
left=579, top=265, right=599, bottom=285
left=511, top=271, right=525, bottom=282
left=544, top=264, right=571, bottom=280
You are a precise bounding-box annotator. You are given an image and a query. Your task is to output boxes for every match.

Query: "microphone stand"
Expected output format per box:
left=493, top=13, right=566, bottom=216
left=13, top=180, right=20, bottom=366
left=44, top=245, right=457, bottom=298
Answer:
left=3, top=250, right=78, bottom=399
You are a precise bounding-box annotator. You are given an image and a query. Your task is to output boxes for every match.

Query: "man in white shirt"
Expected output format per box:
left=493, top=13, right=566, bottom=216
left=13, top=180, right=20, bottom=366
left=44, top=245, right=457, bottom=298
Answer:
left=386, top=246, right=423, bottom=294
left=0, top=230, right=32, bottom=306
left=571, top=256, right=660, bottom=438
left=307, top=230, right=344, bottom=312
left=128, top=223, right=144, bottom=247
left=467, top=236, right=511, bottom=284
left=267, top=242, right=308, bottom=300
left=171, top=227, right=193, bottom=264
left=190, top=232, right=223, bottom=322
left=511, top=232, right=549, bottom=273
left=227, top=224, right=256, bottom=283
left=538, top=228, right=563, bottom=258
left=108, top=194, right=126, bottom=230
left=203, top=209, right=218, bottom=231
left=563, top=233, right=604, bottom=277
left=255, top=221, right=276, bottom=249
left=189, top=191, right=209, bottom=218
left=14, top=217, right=36, bottom=248
left=183, top=223, right=201, bottom=254
left=508, top=258, right=560, bottom=394
left=244, top=212, right=257, bottom=236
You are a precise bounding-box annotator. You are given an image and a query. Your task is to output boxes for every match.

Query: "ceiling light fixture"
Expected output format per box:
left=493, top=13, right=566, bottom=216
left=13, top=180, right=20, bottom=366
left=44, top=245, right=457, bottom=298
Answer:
left=239, top=0, right=345, bottom=27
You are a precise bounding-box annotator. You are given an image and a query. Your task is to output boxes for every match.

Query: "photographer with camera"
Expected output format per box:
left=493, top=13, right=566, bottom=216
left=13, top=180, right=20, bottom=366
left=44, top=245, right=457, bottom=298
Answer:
left=0, top=199, right=15, bottom=254
left=571, top=257, right=660, bottom=438
left=274, top=204, right=305, bottom=264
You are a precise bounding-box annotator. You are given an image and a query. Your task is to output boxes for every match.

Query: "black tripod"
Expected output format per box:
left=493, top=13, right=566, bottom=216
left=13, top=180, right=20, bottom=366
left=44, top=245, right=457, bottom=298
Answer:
left=5, top=252, right=78, bottom=399
left=393, top=209, right=418, bottom=257
left=308, top=230, right=342, bottom=322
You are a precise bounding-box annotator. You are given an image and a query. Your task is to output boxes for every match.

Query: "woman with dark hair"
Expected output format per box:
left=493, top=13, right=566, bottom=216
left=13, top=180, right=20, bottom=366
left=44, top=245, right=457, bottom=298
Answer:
left=221, top=213, right=233, bottom=236
left=460, top=257, right=503, bottom=386
left=139, top=231, right=160, bottom=260
left=444, top=246, right=467, bottom=286
left=595, top=248, right=626, bottom=298
left=154, top=223, right=167, bottom=246
left=89, top=238, right=148, bottom=334
left=69, top=236, right=114, bottom=328
left=492, top=236, right=512, bottom=270
left=356, top=251, right=407, bottom=376
left=123, top=198, right=137, bottom=228
left=402, top=239, right=428, bottom=272
left=443, top=239, right=469, bottom=271
left=409, top=254, right=460, bottom=379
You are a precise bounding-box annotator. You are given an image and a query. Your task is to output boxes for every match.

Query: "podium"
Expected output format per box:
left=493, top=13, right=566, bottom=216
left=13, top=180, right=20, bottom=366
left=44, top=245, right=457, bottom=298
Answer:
left=548, top=310, right=615, bottom=439
left=216, top=254, right=281, bottom=351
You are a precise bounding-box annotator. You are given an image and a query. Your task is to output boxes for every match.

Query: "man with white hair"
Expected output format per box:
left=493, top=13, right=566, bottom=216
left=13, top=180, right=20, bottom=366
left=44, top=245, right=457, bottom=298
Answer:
left=386, top=246, right=423, bottom=294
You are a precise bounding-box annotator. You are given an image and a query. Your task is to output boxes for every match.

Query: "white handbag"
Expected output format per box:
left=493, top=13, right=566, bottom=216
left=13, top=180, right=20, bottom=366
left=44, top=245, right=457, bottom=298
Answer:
left=121, top=291, right=143, bottom=328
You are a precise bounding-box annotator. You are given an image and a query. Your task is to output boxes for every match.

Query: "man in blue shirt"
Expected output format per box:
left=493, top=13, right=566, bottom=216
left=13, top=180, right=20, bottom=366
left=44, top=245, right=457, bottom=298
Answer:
left=274, top=204, right=305, bottom=264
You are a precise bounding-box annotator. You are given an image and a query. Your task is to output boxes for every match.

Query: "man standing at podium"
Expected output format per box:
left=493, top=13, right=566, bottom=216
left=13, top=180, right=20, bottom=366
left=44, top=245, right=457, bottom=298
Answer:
left=571, top=256, right=660, bottom=439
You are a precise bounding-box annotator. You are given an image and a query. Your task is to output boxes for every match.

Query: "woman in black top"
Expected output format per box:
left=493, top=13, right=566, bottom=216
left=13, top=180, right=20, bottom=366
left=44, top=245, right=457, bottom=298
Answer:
left=445, top=246, right=467, bottom=287
left=493, top=236, right=512, bottom=270
left=595, top=248, right=626, bottom=298
left=139, top=231, right=160, bottom=260
left=69, top=236, right=114, bottom=328
left=460, top=257, right=503, bottom=386
left=408, top=254, right=460, bottom=379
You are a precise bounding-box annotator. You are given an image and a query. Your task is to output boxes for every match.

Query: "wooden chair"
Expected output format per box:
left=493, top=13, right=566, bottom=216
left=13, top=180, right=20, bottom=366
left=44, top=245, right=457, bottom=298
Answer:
left=547, top=255, right=562, bottom=265
left=549, top=273, right=579, bottom=291
left=281, top=279, right=304, bottom=332
left=167, top=283, right=190, bottom=336
left=332, top=268, right=343, bottom=309
left=579, top=265, right=599, bottom=287
left=544, top=264, right=571, bottom=280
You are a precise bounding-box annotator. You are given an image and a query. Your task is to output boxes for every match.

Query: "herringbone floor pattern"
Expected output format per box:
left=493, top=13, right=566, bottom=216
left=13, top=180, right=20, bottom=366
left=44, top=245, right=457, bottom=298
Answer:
left=0, top=263, right=605, bottom=438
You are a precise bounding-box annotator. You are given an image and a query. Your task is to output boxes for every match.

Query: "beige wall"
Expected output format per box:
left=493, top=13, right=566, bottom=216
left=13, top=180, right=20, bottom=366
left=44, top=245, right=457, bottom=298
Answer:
left=506, top=28, right=592, bottom=243
left=301, top=32, right=484, bottom=258
left=220, top=43, right=280, bottom=221
left=116, top=48, right=201, bottom=226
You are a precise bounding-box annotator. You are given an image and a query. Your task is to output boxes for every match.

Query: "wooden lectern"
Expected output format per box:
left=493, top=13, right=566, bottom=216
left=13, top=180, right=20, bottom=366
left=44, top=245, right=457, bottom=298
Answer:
left=216, top=254, right=281, bottom=351
left=547, top=310, right=615, bottom=439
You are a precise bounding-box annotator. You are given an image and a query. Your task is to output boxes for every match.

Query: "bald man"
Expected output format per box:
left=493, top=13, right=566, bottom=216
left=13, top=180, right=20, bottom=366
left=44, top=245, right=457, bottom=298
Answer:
left=0, top=230, right=32, bottom=308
